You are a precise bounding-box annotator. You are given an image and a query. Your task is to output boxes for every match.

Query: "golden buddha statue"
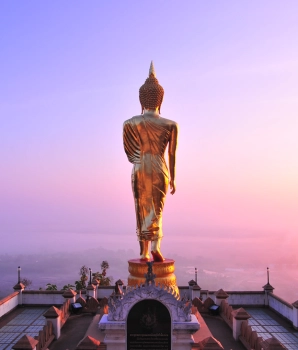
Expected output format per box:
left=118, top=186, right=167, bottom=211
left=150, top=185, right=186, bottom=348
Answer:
left=123, top=62, right=179, bottom=262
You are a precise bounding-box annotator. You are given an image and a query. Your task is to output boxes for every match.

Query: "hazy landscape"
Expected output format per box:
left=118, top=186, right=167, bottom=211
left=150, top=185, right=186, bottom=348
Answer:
left=1, top=230, right=297, bottom=303
left=1, top=2, right=298, bottom=319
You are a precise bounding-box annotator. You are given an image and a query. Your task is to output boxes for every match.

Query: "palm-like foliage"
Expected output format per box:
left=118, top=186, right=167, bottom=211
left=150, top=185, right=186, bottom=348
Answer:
left=46, top=283, right=58, bottom=291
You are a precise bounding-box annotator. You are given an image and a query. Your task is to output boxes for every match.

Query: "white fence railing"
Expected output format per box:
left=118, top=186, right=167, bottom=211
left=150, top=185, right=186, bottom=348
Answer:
left=268, top=292, right=293, bottom=322
left=0, top=292, right=19, bottom=318
left=22, top=291, right=65, bottom=305
left=224, top=291, right=265, bottom=306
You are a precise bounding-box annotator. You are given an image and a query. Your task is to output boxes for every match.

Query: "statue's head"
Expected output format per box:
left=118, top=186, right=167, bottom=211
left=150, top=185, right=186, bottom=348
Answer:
left=139, top=61, right=164, bottom=114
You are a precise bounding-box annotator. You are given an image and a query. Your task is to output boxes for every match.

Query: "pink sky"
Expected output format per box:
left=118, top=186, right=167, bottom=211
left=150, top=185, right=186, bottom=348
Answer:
left=0, top=1, right=298, bottom=258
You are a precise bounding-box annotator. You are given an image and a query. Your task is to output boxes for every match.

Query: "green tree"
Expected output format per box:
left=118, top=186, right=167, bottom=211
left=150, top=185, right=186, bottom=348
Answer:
left=46, top=283, right=58, bottom=291
left=75, top=265, right=89, bottom=290
left=101, top=260, right=109, bottom=273
left=20, top=277, right=32, bottom=289
left=61, top=284, right=75, bottom=291
left=74, top=280, right=85, bottom=290
left=92, top=260, right=112, bottom=286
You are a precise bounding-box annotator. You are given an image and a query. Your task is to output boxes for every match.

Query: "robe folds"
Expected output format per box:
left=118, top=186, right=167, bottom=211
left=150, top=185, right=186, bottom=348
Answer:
left=123, top=113, right=176, bottom=241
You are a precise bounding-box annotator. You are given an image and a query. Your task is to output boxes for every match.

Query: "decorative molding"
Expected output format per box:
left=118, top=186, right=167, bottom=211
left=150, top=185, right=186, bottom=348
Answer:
left=108, top=283, right=192, bottom=322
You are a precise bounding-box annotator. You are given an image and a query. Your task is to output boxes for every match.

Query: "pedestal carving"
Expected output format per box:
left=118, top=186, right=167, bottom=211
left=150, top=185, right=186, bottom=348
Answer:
left=128, top=258, right=178, bottom=295
left=108, top=283, right=190, bottom=322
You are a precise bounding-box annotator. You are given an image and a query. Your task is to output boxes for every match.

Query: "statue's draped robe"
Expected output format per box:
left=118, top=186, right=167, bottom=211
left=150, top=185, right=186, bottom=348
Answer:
left=123, top=114, right=172, bottom=241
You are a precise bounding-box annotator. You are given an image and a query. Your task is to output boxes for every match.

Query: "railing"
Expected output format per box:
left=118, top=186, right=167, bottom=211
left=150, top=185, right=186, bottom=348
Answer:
left=224, top=291, right=265, bottom=306
left=0, top=291, right=19, bottom=318
left=220, top=300, right=233, bottom=329
left=192, top=297, right=216, bottom=314
left=268, top=292, right=293, bottom=322
left=60, top=299, right=71, bottom=327
left=12, top=297, right=71, bottom=350
left=22, top=290, right=65, bottom=305
left=35, top=321, right=55, bottom=350
left=240, top=320, right=263, bottom=350
left=219, top=299, right=285, bottom=349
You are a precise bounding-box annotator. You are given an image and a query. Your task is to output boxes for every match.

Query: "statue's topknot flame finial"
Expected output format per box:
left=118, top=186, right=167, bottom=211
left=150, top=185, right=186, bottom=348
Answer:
left=139, top=61, right=164, bottom=114
left=149, top=60, right=156, bottom=77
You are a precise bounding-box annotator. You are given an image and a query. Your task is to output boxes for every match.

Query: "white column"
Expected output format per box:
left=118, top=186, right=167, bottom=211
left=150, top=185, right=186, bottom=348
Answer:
left=99, top=315, right=126, bottom=350
left=87, top=284, right=96, bottom=299
left=172, top=315, right=200, bottom=350
left=13, top=283, right=25, bottom=305
left=50, top=317, right=61, bottom=339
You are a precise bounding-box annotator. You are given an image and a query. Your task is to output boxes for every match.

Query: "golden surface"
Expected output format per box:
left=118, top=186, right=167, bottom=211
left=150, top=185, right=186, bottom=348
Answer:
left=128, top=259, right=175, bottom=277
left=127, top=259, right=179, bottom=295
left=128, top=275, right=177, bottom=287
left=123, top=113, right=178, bottom=242
left=123, top=63, right=179, bottom=261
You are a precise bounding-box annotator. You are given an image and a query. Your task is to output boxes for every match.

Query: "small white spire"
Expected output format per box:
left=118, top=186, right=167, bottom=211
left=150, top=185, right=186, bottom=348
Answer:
left=149, top=61, right=156, bottom=77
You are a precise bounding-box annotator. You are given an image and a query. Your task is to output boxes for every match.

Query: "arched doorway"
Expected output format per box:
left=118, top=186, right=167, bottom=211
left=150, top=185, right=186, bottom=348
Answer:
left=127, top=299, right=171, bottom=349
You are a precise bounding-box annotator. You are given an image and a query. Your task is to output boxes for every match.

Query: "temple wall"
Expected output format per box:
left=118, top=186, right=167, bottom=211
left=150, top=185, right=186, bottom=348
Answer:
left=22, top=291, right=65, bottom=305
left=0, top=292, right=19, bottom=318
left=225, top=291, right=265, bottom=306
left=97, top=286, right=114, bottom=299
left=0, top=288, right=295, bottom=328
left=179, top=289, right=266, bottom=306
left=268, top=293, right=293, bottom=322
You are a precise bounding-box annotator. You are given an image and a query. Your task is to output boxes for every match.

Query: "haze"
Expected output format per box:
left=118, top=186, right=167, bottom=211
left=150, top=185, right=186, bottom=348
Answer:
left=0, top=2, right=297, bottom=301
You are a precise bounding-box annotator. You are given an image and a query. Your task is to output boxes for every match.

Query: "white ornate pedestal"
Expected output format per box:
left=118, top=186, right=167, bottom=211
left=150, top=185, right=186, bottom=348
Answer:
left=99, top=314, right=199, bottom=350
left=98, top=282, right=200, bottom=350
left=98, top=316, right=125, bottom=350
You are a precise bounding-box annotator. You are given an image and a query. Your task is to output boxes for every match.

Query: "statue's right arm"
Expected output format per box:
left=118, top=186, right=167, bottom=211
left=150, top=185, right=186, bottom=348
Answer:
left=168, top=122, right=178, bottom=195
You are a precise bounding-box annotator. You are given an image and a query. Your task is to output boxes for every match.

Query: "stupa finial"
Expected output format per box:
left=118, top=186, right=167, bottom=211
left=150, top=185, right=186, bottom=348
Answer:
left=149, top=61, right=156, bottom=77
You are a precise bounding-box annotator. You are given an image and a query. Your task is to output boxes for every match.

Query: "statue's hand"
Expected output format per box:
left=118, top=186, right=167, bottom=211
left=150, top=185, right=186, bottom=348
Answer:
left=170, top=179, right=176, bottom=195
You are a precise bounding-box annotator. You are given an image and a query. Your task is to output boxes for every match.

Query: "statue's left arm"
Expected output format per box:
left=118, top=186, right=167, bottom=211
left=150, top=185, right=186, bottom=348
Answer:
left=123, top=119, right=140, bottom=164
left=168, top=122, right=178, bottom=195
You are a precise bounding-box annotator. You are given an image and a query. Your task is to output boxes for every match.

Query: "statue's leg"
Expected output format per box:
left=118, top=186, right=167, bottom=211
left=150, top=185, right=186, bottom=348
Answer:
left=139, top=240, right=150, bottom=261
left=151, top=239, right=165, bottom=262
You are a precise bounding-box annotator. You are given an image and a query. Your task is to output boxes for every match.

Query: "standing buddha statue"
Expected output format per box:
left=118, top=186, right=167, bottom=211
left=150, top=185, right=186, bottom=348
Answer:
left=123, top=62, right=179, bottom=262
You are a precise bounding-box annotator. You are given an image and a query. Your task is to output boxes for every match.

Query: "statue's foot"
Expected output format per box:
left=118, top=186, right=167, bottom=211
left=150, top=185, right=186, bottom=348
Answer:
left=140, top=254, right=150, bottom=262
left=151, top=250, right=165, bottom=262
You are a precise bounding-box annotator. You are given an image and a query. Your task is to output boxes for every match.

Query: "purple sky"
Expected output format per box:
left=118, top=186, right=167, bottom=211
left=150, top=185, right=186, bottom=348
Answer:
left=0, top=1, right=298, bottom=258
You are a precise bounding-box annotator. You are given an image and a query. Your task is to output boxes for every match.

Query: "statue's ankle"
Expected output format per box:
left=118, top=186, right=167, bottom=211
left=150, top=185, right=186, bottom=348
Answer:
left=140, top=253, right=150, bottom=261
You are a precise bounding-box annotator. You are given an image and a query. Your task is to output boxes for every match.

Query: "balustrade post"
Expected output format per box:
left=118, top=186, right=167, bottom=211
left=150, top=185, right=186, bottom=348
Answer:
left=214, top=289, right=229, bottom=311
left=62, top=288, right=77, bottom=304
left=12, top=335, right=38, bottom=350
left=232, top=308, right=251, bottom=340
left=43, top=306, right=61, bottom=339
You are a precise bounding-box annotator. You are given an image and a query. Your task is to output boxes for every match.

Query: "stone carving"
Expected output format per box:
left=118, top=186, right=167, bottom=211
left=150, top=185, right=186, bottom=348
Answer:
left=107, top=283, right=192, bottom=322
left=144, top=261, right=156, bottom=285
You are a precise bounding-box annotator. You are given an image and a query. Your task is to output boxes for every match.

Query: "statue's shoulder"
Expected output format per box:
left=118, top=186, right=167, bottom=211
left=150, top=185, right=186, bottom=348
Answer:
left=123, top=115, right=142, bottom=125
left=160, top=117, right=179, bottom=129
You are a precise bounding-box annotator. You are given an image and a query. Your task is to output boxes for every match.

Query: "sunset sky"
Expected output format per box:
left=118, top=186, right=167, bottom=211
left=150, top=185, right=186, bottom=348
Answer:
left=1, top=1, right=297, bottom=257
